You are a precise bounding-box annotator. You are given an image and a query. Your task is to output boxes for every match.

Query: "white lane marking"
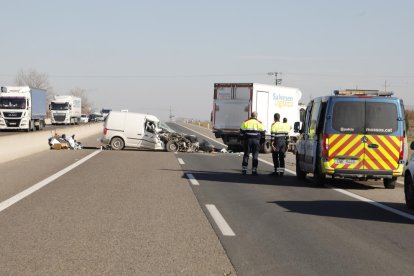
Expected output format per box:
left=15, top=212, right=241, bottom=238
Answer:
left=186, top=173, right=199, bottom=185
left=206, top=204, right=236, bottom=236
left=328, top=185, right=414, bottom=221
left=177, top=158, right=185, bottom=165
left=0, top=150, right=101, bottom=213
left=174, top=123, right=227, bottom=147
left=259, top=158, right=296, bottom=175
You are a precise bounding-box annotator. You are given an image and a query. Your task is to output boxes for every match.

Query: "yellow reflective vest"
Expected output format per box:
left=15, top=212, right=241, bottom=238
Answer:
left=240, top=118, right=264, bottom=139
left=271, top=121, right=290, bottom=140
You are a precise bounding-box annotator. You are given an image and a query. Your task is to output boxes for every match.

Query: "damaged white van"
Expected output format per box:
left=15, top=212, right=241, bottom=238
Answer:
left=100, top=111, right=164, bottom=150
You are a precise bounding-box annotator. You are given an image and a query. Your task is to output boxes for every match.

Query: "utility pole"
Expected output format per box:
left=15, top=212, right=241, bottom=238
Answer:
left=267, top=72, right=282, bottom=85
left=169, top=106, right=175, bottom=121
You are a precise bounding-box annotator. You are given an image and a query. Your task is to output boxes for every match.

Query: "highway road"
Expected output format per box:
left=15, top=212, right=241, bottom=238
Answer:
left=1, top=122, right=414, bottom=275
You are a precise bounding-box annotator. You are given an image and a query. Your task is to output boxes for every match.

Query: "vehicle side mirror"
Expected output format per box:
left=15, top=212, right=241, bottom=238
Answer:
left=294, top=121, right=302, bottom=133
left=69, top=105, right=72, bottom=110
left=49, top=104, right=51, bottom=110
left=410, top=141, right=414, bottom=150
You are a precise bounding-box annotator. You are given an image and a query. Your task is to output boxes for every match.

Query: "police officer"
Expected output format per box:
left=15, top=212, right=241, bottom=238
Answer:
left=240, top=111, right=265, bottom=175
left=271, top=113, right=289, bottom=176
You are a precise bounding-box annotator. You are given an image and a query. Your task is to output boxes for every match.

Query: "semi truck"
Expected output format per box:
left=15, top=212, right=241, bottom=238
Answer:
left=0, top=86, right=47, bottom=132
left=212, top=83, right=302, bottom=153
left=49, top=95, right=82, bottom=125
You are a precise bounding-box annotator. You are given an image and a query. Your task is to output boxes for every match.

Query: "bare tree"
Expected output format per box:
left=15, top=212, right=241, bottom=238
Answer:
left=14, top=68, right=55, bottom=101
left=70, top=87, right=93, bottom=114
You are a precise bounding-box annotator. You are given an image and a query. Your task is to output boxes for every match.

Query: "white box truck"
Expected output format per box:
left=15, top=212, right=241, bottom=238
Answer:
left=50, top=95, right=82, bottom=125
left=0, top=86, right=47, bottom=131
left=212, top=83, right=302, bottom=153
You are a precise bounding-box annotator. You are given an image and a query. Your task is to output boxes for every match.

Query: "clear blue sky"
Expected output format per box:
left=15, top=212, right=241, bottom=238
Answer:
left=1, top=0, right=413, bottom=120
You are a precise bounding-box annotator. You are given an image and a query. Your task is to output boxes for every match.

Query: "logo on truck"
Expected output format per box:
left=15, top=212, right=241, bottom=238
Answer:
left=273, top=93, right=294, bottom=108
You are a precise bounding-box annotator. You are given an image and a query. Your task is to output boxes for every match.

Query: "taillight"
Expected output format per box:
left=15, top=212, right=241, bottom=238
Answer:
left=322, top=134, right=329, bottom=158
left=399, top=136, right=404, bottom=160
left=104, top=127, right=107, bottom=135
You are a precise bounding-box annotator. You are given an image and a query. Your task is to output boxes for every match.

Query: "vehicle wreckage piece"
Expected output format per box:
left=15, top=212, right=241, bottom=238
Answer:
left=48, top=133, right=82, bottom=150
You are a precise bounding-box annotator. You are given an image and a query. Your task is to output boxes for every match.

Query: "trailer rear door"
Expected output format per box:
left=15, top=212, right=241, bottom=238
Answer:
left=213, top=85, right=251, bottom=130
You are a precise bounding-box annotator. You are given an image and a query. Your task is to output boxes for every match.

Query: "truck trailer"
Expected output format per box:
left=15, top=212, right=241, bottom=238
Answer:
left=0, top=86, right=47, bottom=131
left=212, top=83, right=302, bottom=153
left=50, top=95, right=82, bottom=125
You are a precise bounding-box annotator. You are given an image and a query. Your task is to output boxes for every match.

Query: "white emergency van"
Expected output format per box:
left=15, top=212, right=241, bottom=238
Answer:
left=100, top=111, right=164, bottom=150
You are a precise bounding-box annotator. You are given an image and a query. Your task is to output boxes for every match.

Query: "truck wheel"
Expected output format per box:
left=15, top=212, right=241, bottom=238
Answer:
left=405, top=174, right=414, bottom=209
left=166, top=140, right=178, bottom=152
left=261, top=141, right=272, bottom=154
left=296, top=155, right=307, bottom=179
left=314, top=160, right=326, bottom=186
left=384, top=177, right=396, bottom=189
left=110, top=137, right=124, bottom=150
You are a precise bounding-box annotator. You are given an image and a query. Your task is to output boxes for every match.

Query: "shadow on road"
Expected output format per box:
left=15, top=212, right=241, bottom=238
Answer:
left=269, top=200, right=414, bottom=225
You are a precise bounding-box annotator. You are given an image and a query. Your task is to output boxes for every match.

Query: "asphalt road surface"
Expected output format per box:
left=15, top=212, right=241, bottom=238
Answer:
left=1, top=122, right=414, bottom=275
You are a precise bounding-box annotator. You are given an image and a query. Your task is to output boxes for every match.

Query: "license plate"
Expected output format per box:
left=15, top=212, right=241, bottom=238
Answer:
left=334, top=159, right=357, bottom=165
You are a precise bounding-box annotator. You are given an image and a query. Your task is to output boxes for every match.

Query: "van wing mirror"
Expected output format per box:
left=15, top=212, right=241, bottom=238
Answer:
left=294, top=121, right=302, bottom=133
left=410, top=141, right=414, bottom=151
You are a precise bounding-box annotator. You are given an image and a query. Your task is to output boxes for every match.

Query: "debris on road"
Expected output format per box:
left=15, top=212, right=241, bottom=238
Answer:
left=48, top=133, right=82, bottom=150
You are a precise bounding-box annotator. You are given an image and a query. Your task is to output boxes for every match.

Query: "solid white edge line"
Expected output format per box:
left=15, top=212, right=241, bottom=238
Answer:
left=177, top=158, right=185, bottom=165
left=186, top=173, right=199, bottom=185
left=206, top=204, right=236, bottom=236
left=176, top=122, right=414, bottom=221
left=259, top=158, right=296, bottom=175
left=327, top=185, right=414, bottom=221
left=0, top=150, right=101, bottom=213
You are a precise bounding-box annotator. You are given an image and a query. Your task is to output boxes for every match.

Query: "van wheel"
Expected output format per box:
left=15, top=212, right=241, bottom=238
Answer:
left=405, top=174, right=414, bottom=209
left=110, top=137, right=124, bottom=150
left=166, top=140, right=178, bottom=152
left=384, top=177, right=396, bottom=189
left=314, top=160, right=326, bottom=186
left=296, top=155, right=307, bottom=179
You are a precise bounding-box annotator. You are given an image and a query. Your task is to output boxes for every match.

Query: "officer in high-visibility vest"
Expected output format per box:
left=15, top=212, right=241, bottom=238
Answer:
left=270, top=113, right=289, bottom=176
left=240, top=111, right=265, bottom=175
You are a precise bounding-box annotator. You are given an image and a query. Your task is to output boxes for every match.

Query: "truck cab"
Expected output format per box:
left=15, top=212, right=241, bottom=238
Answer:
left=295, top=90, right=407, bottom=189
left=0, top=86, right=46, bottom=131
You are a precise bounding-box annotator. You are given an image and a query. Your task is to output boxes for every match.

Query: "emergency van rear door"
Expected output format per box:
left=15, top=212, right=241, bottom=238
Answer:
left=328, top=99, right=401, bottom=172
left=363, top=101, right=400, bottom=172
left=329, top=101, right=365, bottom=170
left=213, top=84, right=251, bottom=131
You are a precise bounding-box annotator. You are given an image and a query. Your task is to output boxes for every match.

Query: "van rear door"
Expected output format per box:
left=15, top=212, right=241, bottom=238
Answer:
left=328, top=101, right=366, bottom=170
left=363, top=101, right=400, bottom=171
left=327, top=99, right=401, bottom=172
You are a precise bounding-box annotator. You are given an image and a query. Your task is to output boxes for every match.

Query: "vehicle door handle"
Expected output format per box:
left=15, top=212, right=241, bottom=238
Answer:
left=367, top=144, right=379, bottom=149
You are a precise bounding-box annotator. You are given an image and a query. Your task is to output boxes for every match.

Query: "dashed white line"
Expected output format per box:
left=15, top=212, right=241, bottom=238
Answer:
left=0, top=150, right=101, bottom=213
left=177, top=158, right=185, bottom=165
left=186, top=173, right=199, bottom=185
left=206, top=204, right=236, bottom=236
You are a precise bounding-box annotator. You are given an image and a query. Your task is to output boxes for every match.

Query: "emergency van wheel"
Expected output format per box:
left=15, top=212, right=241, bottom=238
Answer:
left=296, top=155, right=307, bottom=179
left=383, top=177, right=396, bottom=189
left=166, top=140, right=178, bottom=152
left=314, top=160, right=326, bottom=186
left=110, top=137, right=124, bottom=150
left=405, top=174, right=414, bottom=209
left=261, top=141, right=272, bottom=154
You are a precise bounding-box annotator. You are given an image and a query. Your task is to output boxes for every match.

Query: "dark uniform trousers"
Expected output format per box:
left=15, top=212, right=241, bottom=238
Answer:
left=272, top=136, right=287, bottom=172
left=242, top=137, right=260, bottom=169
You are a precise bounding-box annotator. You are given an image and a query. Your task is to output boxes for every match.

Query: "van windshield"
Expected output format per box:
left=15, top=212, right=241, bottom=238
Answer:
left=332, top=101, right=398, bottom=135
